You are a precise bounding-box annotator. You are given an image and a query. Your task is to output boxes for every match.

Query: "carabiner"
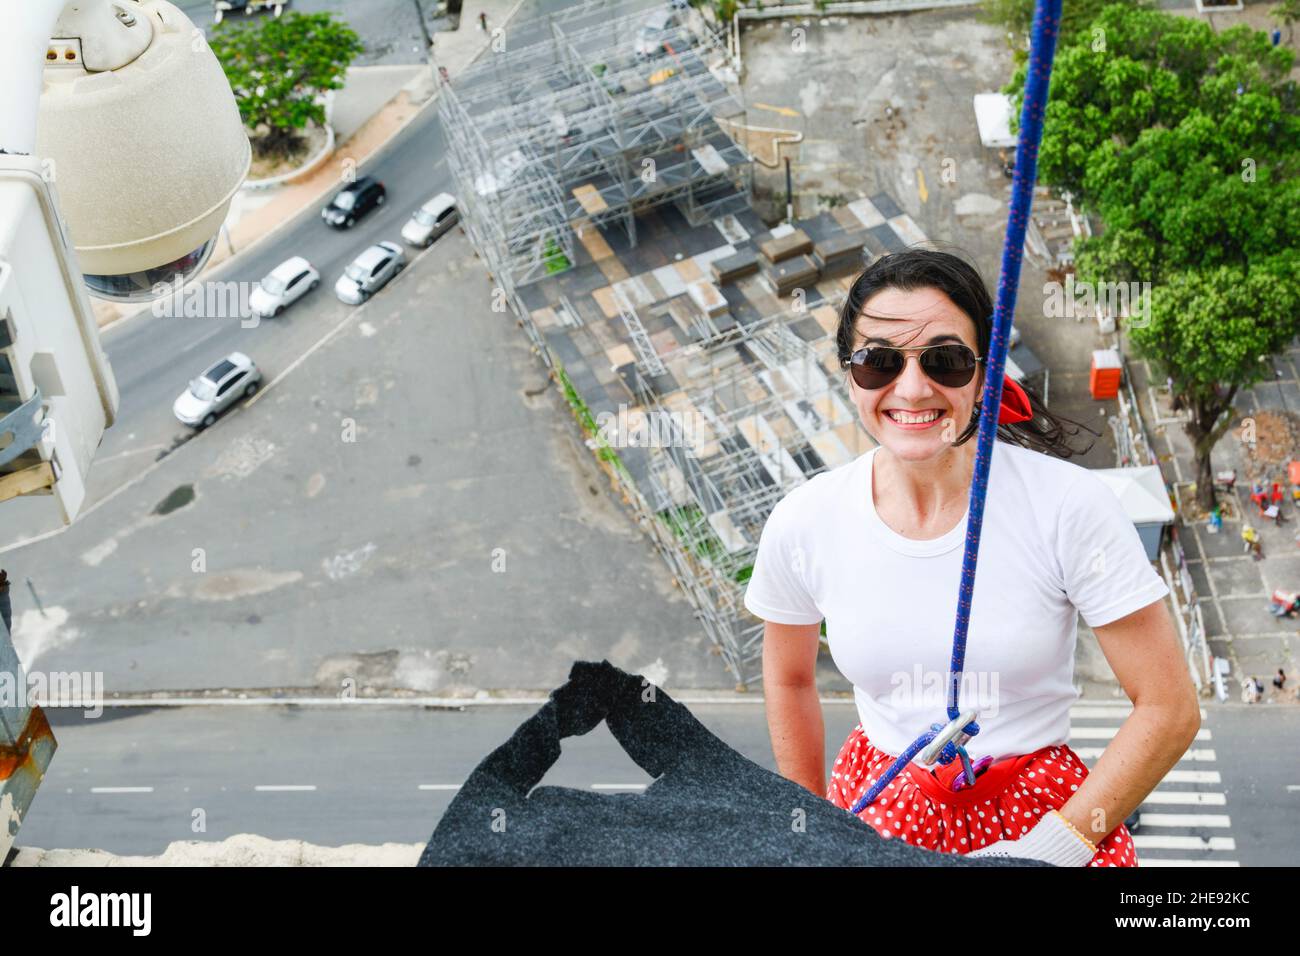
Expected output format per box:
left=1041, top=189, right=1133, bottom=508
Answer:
left=918, top=709, right=980, bottom=766
left=951, top=753, right=994, bottom=792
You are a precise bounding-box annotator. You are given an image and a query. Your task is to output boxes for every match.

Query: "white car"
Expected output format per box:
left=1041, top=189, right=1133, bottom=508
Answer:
left=334, top=241, right=405, bottom=305
left=248, top=256, right=319, bottom=318
left=473, top=150, right=527, bottom=197
left=173, top=352, right=262, bottom=429
left=401, top=193, right=459, bottom=247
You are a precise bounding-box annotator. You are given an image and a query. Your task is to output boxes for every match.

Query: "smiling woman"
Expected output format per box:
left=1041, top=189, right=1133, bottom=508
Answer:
left=835, top=248, right=1094, bottom=460
left=745, top=246, right=1201, bottom=867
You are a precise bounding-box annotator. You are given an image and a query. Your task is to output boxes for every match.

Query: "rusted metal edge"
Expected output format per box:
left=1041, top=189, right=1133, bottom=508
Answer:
left=0, top=705, right=57, bottom=863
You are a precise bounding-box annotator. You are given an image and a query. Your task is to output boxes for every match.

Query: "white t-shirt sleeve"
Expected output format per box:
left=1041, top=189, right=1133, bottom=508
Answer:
left=743, top=496, right=824, bottom=626
left=1057, top=470, right=1170, bottom=628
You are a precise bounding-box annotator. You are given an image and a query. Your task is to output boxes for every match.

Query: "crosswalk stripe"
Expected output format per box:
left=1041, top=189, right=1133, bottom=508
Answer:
left=1161, top=770, right=1222, bottom=784
left=1069, top=707, right=1206, bottom=719
left=1133, top=835, right=1235, bottom=851
left=1071, top=712, right=1240, bottom=864
left=1070, top=726, right=1211, bottom=741
left=1071, top=747, right=1216, bottom=762
left=1138, top=858, right=1241, bottom=867
left=1138, top=813, right=1232, bottom=828
left=1142, top=791, right=1226, bottom=806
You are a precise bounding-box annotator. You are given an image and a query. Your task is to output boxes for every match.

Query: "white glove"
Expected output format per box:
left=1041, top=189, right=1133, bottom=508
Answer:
left=964, top=809, right=1097, bottom=867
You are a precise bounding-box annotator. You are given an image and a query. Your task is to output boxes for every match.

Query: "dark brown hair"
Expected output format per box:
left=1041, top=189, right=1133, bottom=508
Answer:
left=836, top=247, right=1098, bottom=459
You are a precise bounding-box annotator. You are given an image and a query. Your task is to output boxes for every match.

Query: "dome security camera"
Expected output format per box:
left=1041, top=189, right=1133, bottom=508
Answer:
left=37, top=0, right=251, bottom=303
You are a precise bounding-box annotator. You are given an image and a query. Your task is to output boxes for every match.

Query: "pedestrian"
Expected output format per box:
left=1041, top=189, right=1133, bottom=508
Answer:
left=1206, top=505, right=1222, bottom=534
left=743, top=249, right=1196, bottom=868
left=1250, top=481, right=1267, bottom=516
left=1242, top=523, right=1263, bottom=560
left=1273, top=668, right=1286, bottom=690
left=479, top=10, right=488, bottom=31
left=1241, top=677, right=1263, bottom=704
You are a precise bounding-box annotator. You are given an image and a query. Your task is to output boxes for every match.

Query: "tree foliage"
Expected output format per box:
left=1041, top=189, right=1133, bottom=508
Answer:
left=1002, top=5, right=1300, bottom=506
left=979, top=0, right=1152, bottom=67
left=208, top=12, right=364, bottom=159
left=1273, top=0, right=1300, bottom=43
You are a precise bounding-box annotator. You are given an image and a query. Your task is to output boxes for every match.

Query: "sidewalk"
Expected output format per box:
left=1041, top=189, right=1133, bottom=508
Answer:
left=1128, top=349, right=1300, bottom=707
left=88, top=0, right=527, bottom=333
left=11, top=834, right=421, bottom=866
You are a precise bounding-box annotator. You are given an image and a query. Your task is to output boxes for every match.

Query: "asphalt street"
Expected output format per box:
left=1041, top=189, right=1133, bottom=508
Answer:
left=16, top=699, right=1281, bottom=866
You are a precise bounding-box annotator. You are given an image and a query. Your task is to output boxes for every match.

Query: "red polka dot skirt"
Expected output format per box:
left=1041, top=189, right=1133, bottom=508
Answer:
left=827, top=725, right=1138, bottom=867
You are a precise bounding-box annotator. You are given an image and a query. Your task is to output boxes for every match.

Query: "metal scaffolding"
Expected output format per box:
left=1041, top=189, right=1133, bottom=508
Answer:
left=439, top=0, right=752, bottom=298
left=619, top=308, right=871, bottom=684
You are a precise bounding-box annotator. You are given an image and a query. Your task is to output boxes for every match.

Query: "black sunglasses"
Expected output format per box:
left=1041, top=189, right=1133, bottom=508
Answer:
left=848, top=343, right=983, bottom=390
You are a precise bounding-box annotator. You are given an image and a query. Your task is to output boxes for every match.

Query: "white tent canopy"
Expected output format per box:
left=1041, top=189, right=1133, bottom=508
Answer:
left=1090, top=466, right=1175, bottom=525
left=973, top=93, right=1017, bottom=149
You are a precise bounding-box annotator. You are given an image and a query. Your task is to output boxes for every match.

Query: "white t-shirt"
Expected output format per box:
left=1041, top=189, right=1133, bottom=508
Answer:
left=743, top=441, right=1169, bottom=763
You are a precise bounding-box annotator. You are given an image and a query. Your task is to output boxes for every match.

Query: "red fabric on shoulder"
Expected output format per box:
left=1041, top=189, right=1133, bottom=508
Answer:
left=998, top=378, right=1033, bottom=424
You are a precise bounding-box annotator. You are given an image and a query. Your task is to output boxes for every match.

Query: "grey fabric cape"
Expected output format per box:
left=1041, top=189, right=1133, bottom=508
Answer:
left=421, top=660, right=1046, bottom=867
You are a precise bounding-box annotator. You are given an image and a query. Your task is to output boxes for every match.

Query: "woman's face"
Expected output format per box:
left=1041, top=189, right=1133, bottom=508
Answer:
left=847, top=286, right=983, bottom=463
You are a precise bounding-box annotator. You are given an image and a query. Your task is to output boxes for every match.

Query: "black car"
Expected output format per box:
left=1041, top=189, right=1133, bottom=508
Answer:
left=321, top=176, right=386, bottom=228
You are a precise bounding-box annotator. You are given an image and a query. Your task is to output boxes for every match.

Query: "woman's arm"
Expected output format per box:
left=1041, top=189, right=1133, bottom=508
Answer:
left=762, top=619, right=827, bottom=797
left=1056, top=597, right=1202, bottom=845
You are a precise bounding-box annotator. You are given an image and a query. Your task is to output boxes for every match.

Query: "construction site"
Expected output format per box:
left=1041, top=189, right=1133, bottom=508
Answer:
left=437, top=0, right=957, bottom=685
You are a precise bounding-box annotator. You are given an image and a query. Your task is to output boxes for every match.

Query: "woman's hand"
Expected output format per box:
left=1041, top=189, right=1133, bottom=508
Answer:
left=965, top=809, right=1097, bottom=866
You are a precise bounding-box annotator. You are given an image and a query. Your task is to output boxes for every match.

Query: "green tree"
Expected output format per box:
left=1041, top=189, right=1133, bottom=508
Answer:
left=208, top=12, right=364, bottom=160
left=979, top=0, right=1152, bottom=68
left=1133, top=265, right=1300, bottom=507
left=1005, top=5, right=1300, bottom=508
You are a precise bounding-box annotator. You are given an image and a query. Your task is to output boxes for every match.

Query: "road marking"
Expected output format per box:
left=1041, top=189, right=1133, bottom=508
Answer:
left=94, top=443, right=171, bottom=465
left=1073, top=747, right=1216, bottom=762
left=1069, top=706, right=1206, bottom=719
left=188, top=324, right=225, bottom=350
left=243, top=239, right=442, bottom=412
left=592, top=783, right=647, bottom=791
left=916, top=168, right=928, bottom=204
left=254, top=785, right=317, bottom=792
left=1287, top=784, right=1300, bottom=791
left=418, top=784, right=461, bottom=791
left=1162, top=770, right=1222, bottom=784
left=1142, top=790, right=1226, bottom=806
left=1138, top=813, right=1232, bottom=828
left=751, top=102, right=801, bottom=117
left=1140, top=859, right=1240, bottom=867
left=1133, top=835, right=1235, bottom=851
left=1069, top=726, right=1211, bottom=741
left=89, top=786, right=154, bottom=794
left=43, top=694, right=861, bottom=709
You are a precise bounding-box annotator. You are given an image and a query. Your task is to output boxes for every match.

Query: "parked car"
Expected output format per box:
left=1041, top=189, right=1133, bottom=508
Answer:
left=401, top=193, right=459, bottom=247
left=173, top=352, right=262, bottom=429
left=473, top=150, right=528, bottom=198
left=334, top=241, right=405, bottom=305
left=322, top=176, right=386, bottom=228
left=212, top=0, right=288, bottom=25
left=248, top=256, right=319, bottom=318
left=634, top=7, right=678, bottom=58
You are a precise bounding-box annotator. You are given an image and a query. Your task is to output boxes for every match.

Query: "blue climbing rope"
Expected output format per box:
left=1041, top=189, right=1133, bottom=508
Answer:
left=851, top=0, right=1064, bottom=815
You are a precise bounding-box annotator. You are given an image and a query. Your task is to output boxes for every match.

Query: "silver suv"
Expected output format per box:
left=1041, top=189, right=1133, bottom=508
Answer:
left=173, top=352, right=262, bottom=429
left=334, top=241, right=405, bottom=305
